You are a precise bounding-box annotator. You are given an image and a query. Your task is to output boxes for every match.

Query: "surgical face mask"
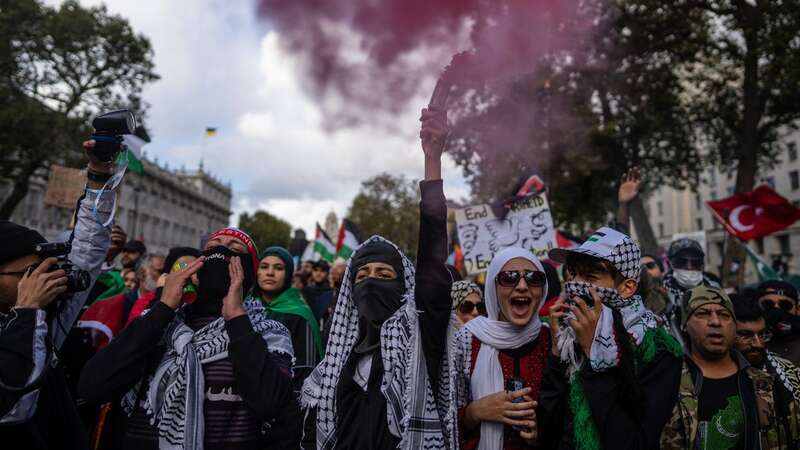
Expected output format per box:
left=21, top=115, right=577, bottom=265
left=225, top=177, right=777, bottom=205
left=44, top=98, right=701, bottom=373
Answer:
left=673, top=269, right=703, bottom=289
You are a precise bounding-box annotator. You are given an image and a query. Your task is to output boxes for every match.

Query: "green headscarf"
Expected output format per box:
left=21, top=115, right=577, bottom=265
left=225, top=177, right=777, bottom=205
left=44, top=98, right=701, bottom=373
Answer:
left=257, top=246, right=323, bottom=355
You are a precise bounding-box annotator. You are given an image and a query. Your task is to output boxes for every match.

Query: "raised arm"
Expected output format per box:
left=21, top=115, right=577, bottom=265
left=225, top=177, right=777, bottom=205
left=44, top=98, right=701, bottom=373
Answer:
left=416, top=106, right=453, bottom=391
left=614, top=167, right=640, bottom=236
left=51, top=140, right=121, bottom=349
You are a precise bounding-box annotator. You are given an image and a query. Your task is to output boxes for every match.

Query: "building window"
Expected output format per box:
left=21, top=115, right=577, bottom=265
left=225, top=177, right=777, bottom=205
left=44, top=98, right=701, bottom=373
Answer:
left=777, top=234, right=791, bottom=254
left=710, top=190, right=718, bottom=200
left=657, top=201, right=663, bottom=216
left=658, top=223, right=665, bottom=237
left=791, top=171, right=800, bottom=190
left=789, top=145, right=798, bottom=162
left=755, top=237, right=764, bottom=254
left=696, top=218, right=703, bottom=230
left=766, top=176, right=776, bottom=189
left=695, top=194, right=702, bottom=210
left=709, top=170, right=717, bottom=187
left=727, top=186, right=735, bottom=196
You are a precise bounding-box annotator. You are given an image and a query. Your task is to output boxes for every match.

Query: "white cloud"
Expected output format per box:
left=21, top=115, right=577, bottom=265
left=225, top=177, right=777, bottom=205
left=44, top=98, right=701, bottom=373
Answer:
left=50, top=0, right=471, bottom=235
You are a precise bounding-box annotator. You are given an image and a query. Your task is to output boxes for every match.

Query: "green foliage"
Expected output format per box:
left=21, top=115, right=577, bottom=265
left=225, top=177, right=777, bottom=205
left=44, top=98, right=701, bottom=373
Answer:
left=347, top=173, right=420, bottom=260
left=239, top=210, right=293, bottom=250
left=0, top=0, right=158, bottom=219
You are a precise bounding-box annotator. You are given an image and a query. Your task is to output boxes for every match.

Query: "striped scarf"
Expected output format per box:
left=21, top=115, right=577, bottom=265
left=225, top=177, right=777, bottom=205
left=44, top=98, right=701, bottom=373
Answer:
left=122, top=297, right=293, bottom=450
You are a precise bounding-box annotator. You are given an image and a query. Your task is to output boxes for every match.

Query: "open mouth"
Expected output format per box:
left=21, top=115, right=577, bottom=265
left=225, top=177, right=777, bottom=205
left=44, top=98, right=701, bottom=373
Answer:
left=509, top=297, right=532, bottom=317
left=706, top=333, right=724, bottom=344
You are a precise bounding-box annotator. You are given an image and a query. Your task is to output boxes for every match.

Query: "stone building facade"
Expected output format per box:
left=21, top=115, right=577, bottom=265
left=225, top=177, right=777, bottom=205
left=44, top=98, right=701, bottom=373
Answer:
left=1, top=158, right=232, bottom=256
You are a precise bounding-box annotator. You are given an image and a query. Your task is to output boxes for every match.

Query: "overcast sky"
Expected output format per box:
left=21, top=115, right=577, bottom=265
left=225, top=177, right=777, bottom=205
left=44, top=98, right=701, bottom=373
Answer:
left=45, top=0, right=470, bottom=235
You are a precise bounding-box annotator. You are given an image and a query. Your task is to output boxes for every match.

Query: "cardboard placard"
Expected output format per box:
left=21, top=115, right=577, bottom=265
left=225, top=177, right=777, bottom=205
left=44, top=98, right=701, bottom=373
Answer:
left=455, top=192, right=557, bottom=274
left=44, top=165, right=85, bottom=209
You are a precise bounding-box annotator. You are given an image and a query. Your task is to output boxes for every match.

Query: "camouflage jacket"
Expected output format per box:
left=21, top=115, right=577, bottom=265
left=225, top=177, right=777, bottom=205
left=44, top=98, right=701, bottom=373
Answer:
left=660, top=353, right=798, bottom=450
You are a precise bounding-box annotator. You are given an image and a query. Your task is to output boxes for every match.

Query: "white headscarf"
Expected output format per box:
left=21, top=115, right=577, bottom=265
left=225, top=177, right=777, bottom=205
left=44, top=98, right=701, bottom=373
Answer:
left=462, top=247, right=547, bottom=450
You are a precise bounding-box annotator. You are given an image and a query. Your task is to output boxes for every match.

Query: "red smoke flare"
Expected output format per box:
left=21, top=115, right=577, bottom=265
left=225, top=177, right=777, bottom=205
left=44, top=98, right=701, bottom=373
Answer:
left=257, top=0, right=589, bottom=127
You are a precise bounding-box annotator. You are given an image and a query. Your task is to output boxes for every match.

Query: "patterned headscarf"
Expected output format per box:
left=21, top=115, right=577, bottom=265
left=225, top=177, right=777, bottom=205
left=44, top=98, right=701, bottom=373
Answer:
left=301, top=236, right=454, bottom=449
left=207, top=227, right=259, bottom=272
left=451, top=280, right=483, bottom=310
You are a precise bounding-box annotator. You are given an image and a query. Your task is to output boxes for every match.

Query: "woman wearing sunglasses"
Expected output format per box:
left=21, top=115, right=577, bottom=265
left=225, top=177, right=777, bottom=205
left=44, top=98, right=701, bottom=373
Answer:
left=452, top=280, right=486, bottom=326
left=449, top=247, right=554, bottom=449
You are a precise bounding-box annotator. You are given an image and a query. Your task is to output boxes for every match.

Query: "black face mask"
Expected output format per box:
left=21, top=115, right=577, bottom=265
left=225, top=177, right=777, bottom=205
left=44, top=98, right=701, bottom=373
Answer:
left=765, top=307, right=800, bottom=336
left=352, top=278, right=405, bottom=354
left=197, top=246, right=255, bottom=304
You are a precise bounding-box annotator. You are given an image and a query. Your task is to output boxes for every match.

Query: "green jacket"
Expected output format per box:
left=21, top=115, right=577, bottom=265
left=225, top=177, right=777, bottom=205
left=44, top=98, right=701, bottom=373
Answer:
left=660, top=353, right=798, bottom=450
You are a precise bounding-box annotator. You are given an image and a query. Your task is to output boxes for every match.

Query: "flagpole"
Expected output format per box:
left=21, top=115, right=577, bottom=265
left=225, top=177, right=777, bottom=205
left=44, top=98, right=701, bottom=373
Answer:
left=200, top=133, right=207, bottom=169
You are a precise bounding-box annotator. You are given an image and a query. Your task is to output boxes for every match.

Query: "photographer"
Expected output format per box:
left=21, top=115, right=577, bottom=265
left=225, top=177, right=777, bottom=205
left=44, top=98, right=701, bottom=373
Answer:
left=0, top=139, right=118, bottom=449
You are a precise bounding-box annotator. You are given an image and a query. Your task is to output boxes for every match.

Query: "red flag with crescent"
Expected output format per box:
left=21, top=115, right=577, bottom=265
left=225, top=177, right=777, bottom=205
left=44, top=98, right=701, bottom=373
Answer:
left=706, top=185, right=800, bottom=241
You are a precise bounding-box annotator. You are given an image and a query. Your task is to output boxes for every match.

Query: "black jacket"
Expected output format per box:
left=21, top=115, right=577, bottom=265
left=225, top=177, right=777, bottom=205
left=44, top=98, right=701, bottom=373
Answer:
left=538, top=326, right=683, bottom=450
left=0, top=309, right=91, bottom=450
left=301, top=179, right=452, bottom=449
left=78, top=302, right=296, bottom=449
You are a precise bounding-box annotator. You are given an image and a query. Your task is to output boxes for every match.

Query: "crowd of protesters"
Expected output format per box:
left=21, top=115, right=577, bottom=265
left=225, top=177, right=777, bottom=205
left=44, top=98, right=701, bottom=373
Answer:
left=1, top=105, right=800, bottom=450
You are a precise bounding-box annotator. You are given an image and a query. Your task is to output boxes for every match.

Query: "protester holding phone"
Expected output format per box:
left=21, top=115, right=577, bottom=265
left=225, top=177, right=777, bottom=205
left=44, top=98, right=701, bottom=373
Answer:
left=539, top=227, right=683, bottom=450
left=450, top=247, right=553, bottom=449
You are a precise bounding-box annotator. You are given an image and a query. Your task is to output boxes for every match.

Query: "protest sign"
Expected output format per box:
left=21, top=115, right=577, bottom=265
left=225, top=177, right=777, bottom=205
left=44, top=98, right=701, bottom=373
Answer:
left=44, top=165, right=86, bottom=209
left=455, top=191, right=557, bottom=274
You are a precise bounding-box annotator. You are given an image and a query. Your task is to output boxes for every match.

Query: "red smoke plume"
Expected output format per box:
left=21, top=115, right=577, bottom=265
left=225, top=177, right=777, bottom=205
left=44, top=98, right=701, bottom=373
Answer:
left=257, top=0, right=589, bottom=127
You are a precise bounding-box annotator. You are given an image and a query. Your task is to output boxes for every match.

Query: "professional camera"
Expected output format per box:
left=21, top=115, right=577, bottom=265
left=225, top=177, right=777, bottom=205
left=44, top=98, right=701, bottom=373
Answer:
left=34, top=242, right=91, bottom=293
left=90, top=110, right=137, bottom=162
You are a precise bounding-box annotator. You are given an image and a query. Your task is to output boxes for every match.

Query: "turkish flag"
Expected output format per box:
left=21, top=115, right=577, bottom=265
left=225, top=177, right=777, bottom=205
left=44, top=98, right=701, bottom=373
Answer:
left=706, top=185, right=800, bottom=241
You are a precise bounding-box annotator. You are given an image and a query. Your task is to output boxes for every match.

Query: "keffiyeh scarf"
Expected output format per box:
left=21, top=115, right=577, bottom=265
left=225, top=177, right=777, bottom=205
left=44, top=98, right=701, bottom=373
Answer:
left=767, top=351, right=800, bottom=402
left=451, top=280, right=483, bottom=310
left=558, top=281, right=658, bottom=374
left=301, top=236, right=454, bottom=450
left=122, top=297, right=293, bottom=450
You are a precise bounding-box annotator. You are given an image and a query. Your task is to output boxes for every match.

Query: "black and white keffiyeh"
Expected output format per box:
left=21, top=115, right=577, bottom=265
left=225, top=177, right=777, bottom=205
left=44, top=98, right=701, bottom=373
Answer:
left=558, top=281, right=658, bottom=374
left=767, top=350, right=800, bottom=402
left=122, top=297, right=293, bottom=450
left=301, top=236, right=454, bottom=450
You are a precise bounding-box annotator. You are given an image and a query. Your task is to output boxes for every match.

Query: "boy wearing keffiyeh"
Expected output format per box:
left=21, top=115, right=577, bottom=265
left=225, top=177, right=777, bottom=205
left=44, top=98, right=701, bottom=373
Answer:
left=540, top=227, right=683, bottom=450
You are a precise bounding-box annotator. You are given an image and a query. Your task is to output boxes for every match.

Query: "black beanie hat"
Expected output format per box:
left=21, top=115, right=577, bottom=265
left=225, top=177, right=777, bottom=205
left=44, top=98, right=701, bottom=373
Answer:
left=0, top=221, right=47, bottom=266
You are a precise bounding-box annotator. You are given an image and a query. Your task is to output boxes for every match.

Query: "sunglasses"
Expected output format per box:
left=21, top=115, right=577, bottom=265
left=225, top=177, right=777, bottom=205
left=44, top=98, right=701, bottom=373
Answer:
left=496, top=270, right=547, bottom=288
left=458, top=302, right=487, bottom=315
left=760, top=299, right=795, bottom=312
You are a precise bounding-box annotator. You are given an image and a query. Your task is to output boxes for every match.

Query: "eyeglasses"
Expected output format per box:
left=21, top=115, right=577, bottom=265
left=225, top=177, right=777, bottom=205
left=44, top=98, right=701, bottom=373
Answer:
left=760, top=299, right=795, bottom=312
left=495, top=270, right=547, bottom=288
left=0, top=265, right=36, bottom=277
left=672, top=256, right=704, bottom=270
left=736, top=329, right=772, bottom=344
left=458, top=302, right=487, bottom=315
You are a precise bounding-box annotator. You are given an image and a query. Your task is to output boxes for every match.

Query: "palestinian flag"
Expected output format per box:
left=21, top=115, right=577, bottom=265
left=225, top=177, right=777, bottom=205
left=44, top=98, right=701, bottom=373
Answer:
left=122, top=135, right=146, bottom=175
left=744, top=244, right=782, bottom=282
left=76, top=293, right=127, bottom=349
left=335, top=219, right=361, bottom=261
left=302, top=223, right=336, bottom=263
left=556, top=230, right=580, bottom=249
